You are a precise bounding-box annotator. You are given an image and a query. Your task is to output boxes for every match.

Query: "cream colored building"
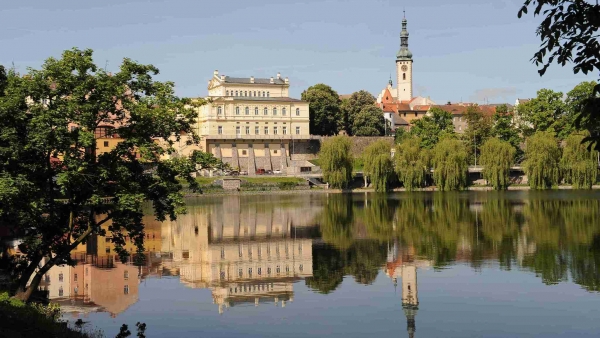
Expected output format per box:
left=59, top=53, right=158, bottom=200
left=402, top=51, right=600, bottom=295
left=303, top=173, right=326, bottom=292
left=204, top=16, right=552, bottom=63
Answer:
left=175, top=71, right=312, bottom=173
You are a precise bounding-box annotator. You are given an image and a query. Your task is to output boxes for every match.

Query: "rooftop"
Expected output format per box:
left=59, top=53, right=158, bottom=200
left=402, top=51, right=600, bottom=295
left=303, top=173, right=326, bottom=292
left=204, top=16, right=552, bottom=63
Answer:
left=209, top=96, right=304, bottom=103
left=224, top=76, right=287, bottom=85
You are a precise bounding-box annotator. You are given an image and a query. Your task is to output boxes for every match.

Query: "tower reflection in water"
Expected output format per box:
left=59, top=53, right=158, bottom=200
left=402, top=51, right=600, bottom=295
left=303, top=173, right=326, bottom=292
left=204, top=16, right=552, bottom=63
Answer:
left=386, top=239, right=431, bottom=338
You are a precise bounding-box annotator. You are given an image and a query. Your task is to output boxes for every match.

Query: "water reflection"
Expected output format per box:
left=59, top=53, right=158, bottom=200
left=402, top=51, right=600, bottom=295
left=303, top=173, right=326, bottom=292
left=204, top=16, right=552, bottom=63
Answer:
left=38, top=191, right=600, bottom=325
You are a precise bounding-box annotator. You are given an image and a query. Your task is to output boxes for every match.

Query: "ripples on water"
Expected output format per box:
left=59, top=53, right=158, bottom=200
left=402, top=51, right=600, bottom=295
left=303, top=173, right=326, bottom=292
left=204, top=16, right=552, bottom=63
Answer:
left=39, top=191, right=600, bottom=337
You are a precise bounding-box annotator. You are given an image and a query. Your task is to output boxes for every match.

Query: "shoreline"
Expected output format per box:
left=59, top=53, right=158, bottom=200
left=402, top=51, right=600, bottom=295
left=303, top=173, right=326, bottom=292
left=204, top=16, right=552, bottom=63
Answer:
left=185, top=185, right=600, bottom=197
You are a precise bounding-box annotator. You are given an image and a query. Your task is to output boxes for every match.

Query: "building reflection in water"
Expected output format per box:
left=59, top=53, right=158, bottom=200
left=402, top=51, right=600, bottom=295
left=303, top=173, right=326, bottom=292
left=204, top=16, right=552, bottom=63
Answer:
left=385, top=239, right=432, bottom=338
left=160, top=196, right=315, bottom=314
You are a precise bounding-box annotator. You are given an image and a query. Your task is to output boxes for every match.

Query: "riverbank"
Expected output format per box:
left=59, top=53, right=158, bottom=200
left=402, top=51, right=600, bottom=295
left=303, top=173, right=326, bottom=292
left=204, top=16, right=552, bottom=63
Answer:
left=0, top=291, right=101, bottom=338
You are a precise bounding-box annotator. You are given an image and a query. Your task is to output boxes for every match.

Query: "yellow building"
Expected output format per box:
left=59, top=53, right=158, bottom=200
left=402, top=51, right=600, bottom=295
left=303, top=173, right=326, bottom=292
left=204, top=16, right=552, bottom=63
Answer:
left=175, top=70, right=312, bottom=173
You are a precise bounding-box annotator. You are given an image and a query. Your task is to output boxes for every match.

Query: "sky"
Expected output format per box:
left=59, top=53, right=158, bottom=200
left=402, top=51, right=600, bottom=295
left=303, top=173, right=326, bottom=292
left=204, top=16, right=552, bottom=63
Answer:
left=0, top=0, right=594, bottom=104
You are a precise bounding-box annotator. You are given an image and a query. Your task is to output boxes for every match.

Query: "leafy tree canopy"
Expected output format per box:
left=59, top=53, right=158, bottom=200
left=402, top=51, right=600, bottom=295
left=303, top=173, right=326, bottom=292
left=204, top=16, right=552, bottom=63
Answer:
left=560, top=131, right=599, bottom=189
left=301, top=84, right=342, bottom=136
left=480, top=138, right=516, bottom=190
left=516, top=88, right=566, bottom=137
left=523, top=131, right=561, bottom=189
left=362, top=140, right=394, bottom=192
left=432, top=137, right=469, bottom=191
left=410, top=107, right=455, bottom=149
left=341, top=90, right=376, bottom=135
left=492, top=104, right=523, bottom=162
left=394, top=136, right=430, bottom=191
left=0, top=48, right=201, bottom=301
left=319, top=135, right=353, bottom=189
left=462, top=104, right=493, bottom=165
left=352, top=105, right=385, bottom=136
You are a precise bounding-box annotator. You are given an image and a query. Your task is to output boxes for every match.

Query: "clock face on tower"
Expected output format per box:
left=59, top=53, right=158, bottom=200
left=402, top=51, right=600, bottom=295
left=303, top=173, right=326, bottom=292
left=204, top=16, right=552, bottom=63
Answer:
left=401, top=65, right=408, bottom=72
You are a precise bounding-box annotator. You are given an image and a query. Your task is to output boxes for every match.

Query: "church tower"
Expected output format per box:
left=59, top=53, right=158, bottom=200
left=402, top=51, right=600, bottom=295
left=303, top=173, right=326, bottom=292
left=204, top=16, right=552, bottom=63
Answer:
left=402, top=265, right=419, bottom=338
left=396, top=13, right=413, bottom=102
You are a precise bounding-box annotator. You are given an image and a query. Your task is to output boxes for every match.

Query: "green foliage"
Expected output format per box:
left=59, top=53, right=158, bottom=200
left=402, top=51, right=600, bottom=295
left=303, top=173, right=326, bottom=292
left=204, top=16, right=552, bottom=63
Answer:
left=319, top=136, right=353, bottom=189
left=519, top=2, right=600, bottom=149
left=516, top=89, right=566, bottom=137
left=340, top=90, right=376, bottom=135
left=362, top=140, right=394, bottom=192
left=410, top=107, right=455, bottom=149
left=394, top=127, right=407, bottom=144
left=523, top=131, right=561, bottom=189
left=0, top=48, right=201, bottom=301
left=491, top=105, right=523, bottom=162
left=352, top=105, right=385, bottom=136
left=480, top=138, right=516, bottom=190
left=394, top=136, right=430, bottom=191
left=191, top=150, right=227, bottom=170
left=560, top=132, right=599, bottom=189
left=432, top=137, right=468, bottom=191
left=462, top=105, right=492, bottom=165
left=301, top=84, right=342, bottom=136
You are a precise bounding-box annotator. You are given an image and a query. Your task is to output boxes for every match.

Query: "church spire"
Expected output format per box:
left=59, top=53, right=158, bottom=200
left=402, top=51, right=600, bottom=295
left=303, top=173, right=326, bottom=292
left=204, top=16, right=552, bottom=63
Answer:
left=396, top=13, right=413, bottom=61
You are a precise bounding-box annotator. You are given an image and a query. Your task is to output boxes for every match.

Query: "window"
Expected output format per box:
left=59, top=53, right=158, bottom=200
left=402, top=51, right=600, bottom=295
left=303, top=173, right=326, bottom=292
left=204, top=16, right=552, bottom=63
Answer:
left=255, top=107, right=259, bottom=115
left=255, top=126, right=259, bottom=135
left=248, top=268, right=252, bottom=277
left=262, top=91, right=266, bottom=97
left=45, top=275, right=50, bottom=282
left=404, top=112, right=407, bottom=117
left=74, top=273, right=78, bottom=282
left=242, top=149, right=247, bottom=155
left=286, top=265, right=290, bottom=273
left=414, top=112, right=417, bottom=117
left=245, top=126, right=250, bottom=135
left=244, top=91, right=247, bottom=96
left=264, top=107, right=268, bottom=115
left=221, top=247, right=225, bottom=259
left=124, top=271, right=129, bottom=280
left=296, top=108, right=300, bottom=116
left=236, top=107, right=240, bottom=115
left=403, top=73, right=406, bottom=80
left=217, top=106, right=222, bottom=115
left=235, top=90, right=238, bottom=96
left=276, top=266, right=281, bottom=274
left=218, top=126, right=223, bottom=135
left=239, top=245, right=243, bottom=257
left=103, top=141, right=109, bottom=147
left=283, top=127, right=287, bottom=135
left=273, top=127, right=278, bottom=135
left=238, top=268, right=243, bottom=277
left=59, top=273, right=64, bottom=282
left=267, top=267, right=272, bottom=275
left=274, top=149, right=278, bottom=154
left=267, top=92, right=270, bottom=97
left=220, top=271, right=225, bottom=280
left=282, top=108, right=286, bottom=116
left=59, top=287, right=63, bottom=297
left=296, top=127, right=300, bottom=135
left=245, top=107, right=249, bottom=115
left=124, top=285, right=129, bottom=295
left=264, top=126, right=269, bottom=135
left=299, top=264, right=304, bottom=272
left=106, top=247, right=110, bottom=253
left=254, top=91, right=257, bottom=96
left=258, top=267, right=262, bottom=275
left=258, top=246, right=261, bottom=257
left=273, top=107, right=277, bottom=115
left=248, top=246, right=252, bottom=257
left=226, top=90, right=229, bottom=96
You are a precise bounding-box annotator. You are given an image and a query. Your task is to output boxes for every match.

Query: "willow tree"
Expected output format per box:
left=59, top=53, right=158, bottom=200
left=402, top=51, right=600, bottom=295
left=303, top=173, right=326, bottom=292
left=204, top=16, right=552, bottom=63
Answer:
left=319, top=135, right=353, bottom=189
left=432, top=137, right=469, bottom=191
left=560, top=132, right=599, bottom=189
left=362, top=140, right=394, bottom=192
left=480, top=138, right=516, bottom=190
left=394, top=136, right=430, bottom=191
left=523, top=131, right=561, bottom=189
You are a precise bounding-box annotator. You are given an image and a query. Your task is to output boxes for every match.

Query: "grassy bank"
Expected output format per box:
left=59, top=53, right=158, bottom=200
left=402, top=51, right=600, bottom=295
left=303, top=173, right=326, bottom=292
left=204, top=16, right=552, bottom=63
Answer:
left=0, top=292, right=102, bottom=338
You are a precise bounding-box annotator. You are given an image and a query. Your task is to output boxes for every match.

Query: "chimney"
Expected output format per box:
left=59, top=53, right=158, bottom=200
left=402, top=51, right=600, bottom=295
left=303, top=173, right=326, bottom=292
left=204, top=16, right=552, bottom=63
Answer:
left=277, top=72, right=281, bottom=79
left=250, top=76, right=255, bottom=84
left=284, top=77, right=289, bottom=84
left=214, top=70, right=219, bottom=76
left=220, top=75, right=225, bottom=81
left=270, top=77, right=274, bottom=84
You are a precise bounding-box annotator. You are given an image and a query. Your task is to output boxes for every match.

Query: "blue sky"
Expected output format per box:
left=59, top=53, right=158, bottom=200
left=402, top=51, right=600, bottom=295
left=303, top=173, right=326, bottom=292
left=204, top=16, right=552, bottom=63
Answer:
left=1, top=0, right=594, bottom=104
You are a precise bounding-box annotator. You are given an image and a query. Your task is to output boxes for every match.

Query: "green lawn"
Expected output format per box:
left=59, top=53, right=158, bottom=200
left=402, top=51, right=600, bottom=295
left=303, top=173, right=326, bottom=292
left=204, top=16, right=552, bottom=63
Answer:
left=242, top=176, right=305, bottom=184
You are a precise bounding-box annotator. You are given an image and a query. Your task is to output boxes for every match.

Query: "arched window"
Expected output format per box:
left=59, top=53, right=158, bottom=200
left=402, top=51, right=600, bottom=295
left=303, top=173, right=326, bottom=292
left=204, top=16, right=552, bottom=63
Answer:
left=226, top=90, right=229, bottom=96
left=254, top=91, right=257, bottom=96
left=244, top=91, right=247, bottom=96
left=255, top=107, right=259, bottom=115
left=403, top=73, right=406, bottom=80
left=217, top=106, right=222, bottom=115
left=267, top=92, right=270, bottom=97
left=236, top=107, right=240, bottom=115
left=262, top=91, right=266, bottom=97
left=273, top=107, right=277, bottom=115
left=264, top=107, right=268, bottom=115
left=282, top=107, right=286, bottom=116
left=245, top=107, right=249, bottom=115
left=235, top=90, right=238, bottom=96
left=296, top=108, right=300, bottom=116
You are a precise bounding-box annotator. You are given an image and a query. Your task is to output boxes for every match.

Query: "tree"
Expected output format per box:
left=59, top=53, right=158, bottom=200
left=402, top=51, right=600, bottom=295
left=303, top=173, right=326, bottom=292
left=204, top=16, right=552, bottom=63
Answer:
left=301, top=84, right=342, bottom=136
left=523, top=131, right=561, bottom=189
left=341, top=90, right=376, bottom=135
left=518, top=1, right=600, bottom=149
left=0, top=49, right=201, bottom=301
left=394, top=127, right=407, bottom=144
left=191, top=150, right=227, bottom=171
left=560, top=132, right=599, bottom=189
left=319, top=136, right=353, bottom=189
left=352, top=105, right=385, bottom=136
left=462, top=105, right=492, bottom=166
left=491, top=104, right=523, bottom=162
left=516, top=89, right=566, bottom=137
left=480, top=138, right=516, bottom=190
left=394, top=136, right=430, bottom=191
left=565, top=81, right=598, bottom=137
left=362, top=140, right=394, bottom=192
left=410, top=107, right=454, bottom=149
left=431, top=137, right=469, bottom=191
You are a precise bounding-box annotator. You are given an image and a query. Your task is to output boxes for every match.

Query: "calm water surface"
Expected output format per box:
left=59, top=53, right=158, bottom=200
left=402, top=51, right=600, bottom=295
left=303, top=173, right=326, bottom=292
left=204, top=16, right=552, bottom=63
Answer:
left=47, top=191, right=600, bottom=337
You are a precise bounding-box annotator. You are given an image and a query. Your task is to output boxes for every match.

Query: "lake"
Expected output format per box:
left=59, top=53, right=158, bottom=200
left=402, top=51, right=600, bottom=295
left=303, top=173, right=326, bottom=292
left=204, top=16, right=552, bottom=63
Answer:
left=45, top=191, right=600, bottom=337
